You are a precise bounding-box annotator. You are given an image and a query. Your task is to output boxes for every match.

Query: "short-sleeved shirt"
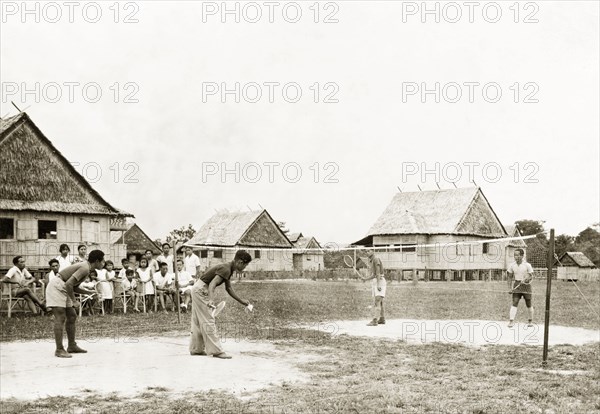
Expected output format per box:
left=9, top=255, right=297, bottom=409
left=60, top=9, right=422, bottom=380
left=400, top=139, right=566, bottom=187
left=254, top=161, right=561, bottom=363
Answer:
left=175, top=270, right=193, bottom=287
left=56, top=255, right=73, bottom=272
left=200, top=263, right=234, bottom=287
left=153, top=272, right=173, bottom=289
left=156, top=254, right=174, bottom=273
left=507, top=261, right=533, bottom=281
left=58, top=262, right=92, bottom=287
left=5, top=266, right=33, bottom=285
left=184, top=254, right=201, bottom=275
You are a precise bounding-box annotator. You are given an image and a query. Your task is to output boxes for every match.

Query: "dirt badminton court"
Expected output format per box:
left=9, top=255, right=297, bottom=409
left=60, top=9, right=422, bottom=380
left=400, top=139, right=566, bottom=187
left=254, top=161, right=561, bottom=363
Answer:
left=0, top=334, right=322, bottom=400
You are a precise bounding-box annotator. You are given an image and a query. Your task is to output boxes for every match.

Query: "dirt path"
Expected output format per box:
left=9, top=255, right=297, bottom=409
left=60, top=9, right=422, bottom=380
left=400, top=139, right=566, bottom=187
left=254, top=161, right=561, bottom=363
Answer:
left=0, top=334, right=319, bottom=400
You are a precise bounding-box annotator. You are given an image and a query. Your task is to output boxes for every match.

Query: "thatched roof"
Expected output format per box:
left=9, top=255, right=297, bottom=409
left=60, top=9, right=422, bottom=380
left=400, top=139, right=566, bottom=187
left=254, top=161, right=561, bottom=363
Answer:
left=0, top=112, right=132, bottom=217
left=111, top=223, right=161, bottom=256
left=186, top=210, right=293, bottom=248
left=557, top=252, right=596, bottom=268
left=287, top=232, right=303, bottom=243
left=293, top=235, right=323, bottom=251
left=354, top=187, right=506, bottom=245
left=504, top=224, right=527, bottom=248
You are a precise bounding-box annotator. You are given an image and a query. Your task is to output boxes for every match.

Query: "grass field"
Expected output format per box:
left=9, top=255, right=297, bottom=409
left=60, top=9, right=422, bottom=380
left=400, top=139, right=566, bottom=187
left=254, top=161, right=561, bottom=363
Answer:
left=1, top=279, right=599, bottom=413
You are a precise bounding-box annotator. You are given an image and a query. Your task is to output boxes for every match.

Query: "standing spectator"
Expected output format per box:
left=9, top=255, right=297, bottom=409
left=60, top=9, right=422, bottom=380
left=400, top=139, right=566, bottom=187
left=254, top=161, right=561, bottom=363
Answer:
left=97, top=261, right=115, bottom=313
left=72, top=245, right=87, bottom=265
left=56, top=244, right=73, bottom=272
left=156, top=243, right=174, bottom=273
left=145, top=249, right=160, bottom=274
left=46, top=259, right=60, bottom=285
left=183, top=246, right=201, bottom=278
left=135, top=258, right=155, bottom=312
left=2, top=256, right=47, bottom=315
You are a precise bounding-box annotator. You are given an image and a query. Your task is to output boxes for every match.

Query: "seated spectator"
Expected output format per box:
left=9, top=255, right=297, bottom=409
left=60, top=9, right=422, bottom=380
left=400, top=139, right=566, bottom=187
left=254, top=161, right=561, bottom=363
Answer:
left=153, top=262, right=175, bottom=313
left=2, top=256, right=47, bottom=315
left=122, top=269, right=138, bottom=304
left=115, top=258, right=129, bottom=282
left=175, top=258, right=195, bottom=312
left=79, top=272, right=98, bottom=316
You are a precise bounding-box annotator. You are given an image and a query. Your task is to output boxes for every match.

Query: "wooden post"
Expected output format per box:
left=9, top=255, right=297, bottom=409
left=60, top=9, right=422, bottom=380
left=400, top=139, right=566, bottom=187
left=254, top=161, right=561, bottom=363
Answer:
left=174, top=242, right=181, bottom=324
left=412, top=268, right=418, bottom=286
left=542, top=229, right=555, bottom=367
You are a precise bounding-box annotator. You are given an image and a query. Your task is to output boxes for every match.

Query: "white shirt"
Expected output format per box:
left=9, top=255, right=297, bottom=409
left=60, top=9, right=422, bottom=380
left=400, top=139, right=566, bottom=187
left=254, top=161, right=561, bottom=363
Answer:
left=55, top=255, right=73, bottom=272
left=156, top=254, right=174, bottom=273
left=5, top=266, right=33, bottom=285
left=153, top=271, right=173, bottom=289
left=184, top=254, right=200, bottom=276
left=176, top=270, right=193, bottom=287
left=507, top=261, right=533, bottom=281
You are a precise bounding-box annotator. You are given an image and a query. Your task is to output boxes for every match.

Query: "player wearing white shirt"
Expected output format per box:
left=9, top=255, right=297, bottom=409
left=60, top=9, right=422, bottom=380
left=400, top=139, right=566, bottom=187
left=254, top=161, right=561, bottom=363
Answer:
left=507, top=248, right=534, bottom=327
left=183, top=246, right=201, bottom=277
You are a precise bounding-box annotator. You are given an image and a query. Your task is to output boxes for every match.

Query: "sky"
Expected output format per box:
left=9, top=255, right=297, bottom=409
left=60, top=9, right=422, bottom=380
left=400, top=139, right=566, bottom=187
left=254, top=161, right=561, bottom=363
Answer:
left=1, top=1, right=598, bottom=245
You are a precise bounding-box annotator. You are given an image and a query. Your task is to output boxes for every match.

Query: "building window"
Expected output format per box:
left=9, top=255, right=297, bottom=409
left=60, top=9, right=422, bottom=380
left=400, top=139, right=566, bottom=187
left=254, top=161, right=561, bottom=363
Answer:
left=38, top=220, right=57, bottom=239
left=255, top=250, right=261, bottom=259
left=401, top=244, right=416, bottom=253
left=213, top=250, right=223, bottom=259
left=200, top=250, right=208, bottom=258
left=483, top=243, right=489, bottom=254
left=0, top=218, right=14, bottom=239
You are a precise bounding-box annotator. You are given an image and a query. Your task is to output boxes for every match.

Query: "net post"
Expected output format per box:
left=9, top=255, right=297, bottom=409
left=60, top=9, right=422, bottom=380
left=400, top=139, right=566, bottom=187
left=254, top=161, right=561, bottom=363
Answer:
left=542, top=229, right=555, bottom=367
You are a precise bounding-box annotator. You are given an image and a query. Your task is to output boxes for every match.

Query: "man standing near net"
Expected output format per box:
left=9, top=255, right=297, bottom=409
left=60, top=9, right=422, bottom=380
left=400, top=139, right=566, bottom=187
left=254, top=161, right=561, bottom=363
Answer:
left=363, top=249, right=386, bottom=326
left=507, top=248, right=534, bottom=328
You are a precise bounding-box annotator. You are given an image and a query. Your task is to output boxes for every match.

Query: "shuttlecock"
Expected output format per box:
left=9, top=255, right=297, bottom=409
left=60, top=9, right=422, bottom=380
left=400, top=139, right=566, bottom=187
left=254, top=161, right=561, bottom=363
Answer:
left=246, top=304, right=254, bottom=312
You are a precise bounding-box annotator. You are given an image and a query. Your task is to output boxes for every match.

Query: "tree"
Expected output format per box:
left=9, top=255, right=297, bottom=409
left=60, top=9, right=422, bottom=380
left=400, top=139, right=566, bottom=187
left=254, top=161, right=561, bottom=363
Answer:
left=515, top=219, right=547, bottom=244
left=573, top=226, right=600, bottom=266
left=165, top=224, right=197, bottom=245
left=554, top=234, right=574, bottom=257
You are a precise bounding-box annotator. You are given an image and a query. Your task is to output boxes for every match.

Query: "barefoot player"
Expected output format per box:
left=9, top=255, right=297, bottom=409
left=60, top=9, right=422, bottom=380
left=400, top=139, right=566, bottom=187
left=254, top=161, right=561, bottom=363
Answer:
left=507, top=248, right=534, bottom=327
left=189, top=250, right=252, bottom=359
left=45, top=249, right=106, bottom=358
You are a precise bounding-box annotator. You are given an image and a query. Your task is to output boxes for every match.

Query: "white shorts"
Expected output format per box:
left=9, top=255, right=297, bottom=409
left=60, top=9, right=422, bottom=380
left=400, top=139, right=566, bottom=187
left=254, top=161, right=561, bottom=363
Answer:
left=371, top=277, right=386, bottom=298
left=180, top=285, right=193, bottom=294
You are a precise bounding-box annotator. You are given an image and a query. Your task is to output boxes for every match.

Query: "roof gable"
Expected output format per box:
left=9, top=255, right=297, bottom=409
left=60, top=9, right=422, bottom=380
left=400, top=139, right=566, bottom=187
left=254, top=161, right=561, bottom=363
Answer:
left=0, top=113, right=130, bottom=216
left=112, top=223, right=160, bottom=255
left=187, top=210, right=293, bottom=248
left=364, top=187, right=506, bottom=238
left=559, top=252, right=595, bottom=268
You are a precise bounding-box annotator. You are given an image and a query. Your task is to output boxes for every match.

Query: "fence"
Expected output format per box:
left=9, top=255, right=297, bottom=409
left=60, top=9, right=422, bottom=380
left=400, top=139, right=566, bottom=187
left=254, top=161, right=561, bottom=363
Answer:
left=557, top=267, right=599, bottom=282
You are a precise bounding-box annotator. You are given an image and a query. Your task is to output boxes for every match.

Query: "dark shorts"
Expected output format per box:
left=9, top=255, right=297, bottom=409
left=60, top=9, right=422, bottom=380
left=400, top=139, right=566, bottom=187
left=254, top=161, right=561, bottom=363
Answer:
left=512, top=280, right=532, bottom=301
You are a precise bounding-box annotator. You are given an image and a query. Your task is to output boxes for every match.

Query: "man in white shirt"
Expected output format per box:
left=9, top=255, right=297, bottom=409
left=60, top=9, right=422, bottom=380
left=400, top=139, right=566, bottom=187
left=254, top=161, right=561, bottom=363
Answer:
left=156, top=243, right=174, bottom=274
left=176, top=258, right=195, bottom=311
left=153, top=262, right=175, bottom=312
left=2, top=256, right=47, bottom=314
left=55, top=244, right=73, bottom=272
left=183, top=246, right=201, bottom=278
left=507, top=248, right=535, bottom=327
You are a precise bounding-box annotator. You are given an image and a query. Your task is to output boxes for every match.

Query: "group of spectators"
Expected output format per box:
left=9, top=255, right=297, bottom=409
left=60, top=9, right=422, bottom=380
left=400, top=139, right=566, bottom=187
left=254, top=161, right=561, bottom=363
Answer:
left=2, top=242, right=205, bottom=315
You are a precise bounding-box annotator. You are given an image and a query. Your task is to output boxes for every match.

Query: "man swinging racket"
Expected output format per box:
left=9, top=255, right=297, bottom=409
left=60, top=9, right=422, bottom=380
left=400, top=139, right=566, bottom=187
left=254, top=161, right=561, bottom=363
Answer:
left=507, top=248, right=534, bottom=328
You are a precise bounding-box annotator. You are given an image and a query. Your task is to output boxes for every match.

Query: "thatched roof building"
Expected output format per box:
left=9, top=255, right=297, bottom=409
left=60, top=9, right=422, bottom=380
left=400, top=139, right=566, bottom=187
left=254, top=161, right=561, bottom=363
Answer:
left=186, top=209, right=292, bottom=248
left=0, top=113, right=130, bottom=216
left=504, top=224, right=527, bottom=248
left=111, top=222, right=161, bottom=257
left=185, top=210, right=294, bottom=271
left=354, top=187, right=507, bottom=245
left=0, top=112, right=132, bottom=268
left=556, top=252, right=596, bottom=268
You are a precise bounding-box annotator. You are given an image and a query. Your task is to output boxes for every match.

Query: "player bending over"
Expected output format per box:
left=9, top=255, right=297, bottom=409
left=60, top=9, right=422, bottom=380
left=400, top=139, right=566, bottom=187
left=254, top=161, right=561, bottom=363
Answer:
left=360, top=249, right=386, bottom=326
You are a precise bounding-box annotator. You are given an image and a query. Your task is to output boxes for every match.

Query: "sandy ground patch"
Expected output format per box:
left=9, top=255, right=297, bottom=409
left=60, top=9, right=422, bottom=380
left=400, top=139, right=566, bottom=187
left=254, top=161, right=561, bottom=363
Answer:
left=0, top=334, right=320, bottom=401
left=302, top=319, right=600, bottom=347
